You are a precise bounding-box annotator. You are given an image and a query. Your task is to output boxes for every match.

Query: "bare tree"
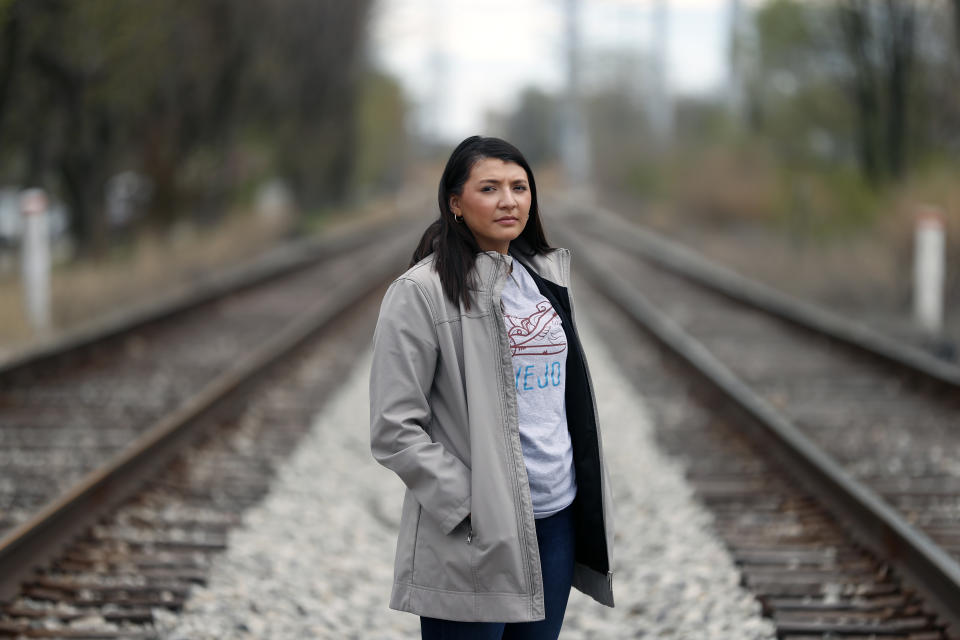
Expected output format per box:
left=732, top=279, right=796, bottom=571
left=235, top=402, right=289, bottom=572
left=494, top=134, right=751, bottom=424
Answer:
left=883, top=0, right=916, bottom=180
left=839, top=0, right=882, bottom=182
left=0, top=0, right=377, bottom=255
left=953, top=0, right=960, bottom=56
left=0, top=0, right=24, bottom=149
left=837, top=0, right=917, bottom=183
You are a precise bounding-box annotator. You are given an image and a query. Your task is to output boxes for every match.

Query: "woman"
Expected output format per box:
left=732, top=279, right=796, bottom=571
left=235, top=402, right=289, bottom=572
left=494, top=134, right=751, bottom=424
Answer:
left=369, top=136, right=614, bottom=639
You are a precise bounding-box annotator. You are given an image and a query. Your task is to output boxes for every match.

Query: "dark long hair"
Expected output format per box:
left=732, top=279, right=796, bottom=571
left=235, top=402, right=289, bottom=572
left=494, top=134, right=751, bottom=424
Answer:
left=410, top=136, right=553, bottom=310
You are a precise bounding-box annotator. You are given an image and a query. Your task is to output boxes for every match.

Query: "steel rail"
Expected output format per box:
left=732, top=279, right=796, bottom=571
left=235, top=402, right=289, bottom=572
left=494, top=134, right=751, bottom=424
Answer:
left=0, top=228, right=417, bottom=603
left=560, top=202, right=960, bottom=391
left=0, top=219, right=408, bottom=378
left=557, top=225, right=960, bottom=633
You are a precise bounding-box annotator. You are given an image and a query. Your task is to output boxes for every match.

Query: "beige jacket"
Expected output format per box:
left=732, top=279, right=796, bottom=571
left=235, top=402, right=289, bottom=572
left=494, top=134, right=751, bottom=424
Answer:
left=369, top=239, right=614, bottom=622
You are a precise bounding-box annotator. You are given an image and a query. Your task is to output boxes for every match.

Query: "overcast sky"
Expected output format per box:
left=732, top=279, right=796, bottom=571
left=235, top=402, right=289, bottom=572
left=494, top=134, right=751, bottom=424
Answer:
left=370, top=0, right=749, bottom=141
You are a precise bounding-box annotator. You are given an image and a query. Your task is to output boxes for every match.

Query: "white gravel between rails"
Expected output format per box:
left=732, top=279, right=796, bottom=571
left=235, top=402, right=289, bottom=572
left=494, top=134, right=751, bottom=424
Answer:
left=156, top=311, right=775, bottom=640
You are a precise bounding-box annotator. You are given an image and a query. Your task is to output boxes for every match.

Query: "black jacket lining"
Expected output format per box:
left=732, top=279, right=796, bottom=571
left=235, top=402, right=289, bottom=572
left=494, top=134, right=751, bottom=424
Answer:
left=525, top=267, right=610, bottom=575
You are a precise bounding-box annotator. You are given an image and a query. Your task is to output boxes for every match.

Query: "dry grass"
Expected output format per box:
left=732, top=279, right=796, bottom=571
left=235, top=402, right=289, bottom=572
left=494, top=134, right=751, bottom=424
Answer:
left=672, top=146, right=781, bottom=227
left=602, top=165, right=960, bottom=346
left=0, top=208, right=295, bottom=355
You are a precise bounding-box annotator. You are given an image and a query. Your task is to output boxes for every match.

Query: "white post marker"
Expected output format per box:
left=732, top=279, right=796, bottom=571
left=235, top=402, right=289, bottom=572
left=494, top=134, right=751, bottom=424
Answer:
left=913, top=205, right=945, bottom=335
left=20, top=188, right=51, bottom=334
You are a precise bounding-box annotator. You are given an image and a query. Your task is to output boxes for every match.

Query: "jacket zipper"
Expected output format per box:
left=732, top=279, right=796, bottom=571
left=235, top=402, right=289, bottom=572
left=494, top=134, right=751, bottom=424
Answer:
left=492, top=256, right=537, bottom=610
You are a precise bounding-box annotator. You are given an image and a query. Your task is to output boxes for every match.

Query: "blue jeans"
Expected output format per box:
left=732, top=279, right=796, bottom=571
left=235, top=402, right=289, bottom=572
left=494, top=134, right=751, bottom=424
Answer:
left=420, top=503, right=576, bottom=640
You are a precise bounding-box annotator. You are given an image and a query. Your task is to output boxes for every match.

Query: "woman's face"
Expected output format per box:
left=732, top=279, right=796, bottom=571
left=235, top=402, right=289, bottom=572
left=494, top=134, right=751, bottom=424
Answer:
left=450, top=157, right=531, bottom=254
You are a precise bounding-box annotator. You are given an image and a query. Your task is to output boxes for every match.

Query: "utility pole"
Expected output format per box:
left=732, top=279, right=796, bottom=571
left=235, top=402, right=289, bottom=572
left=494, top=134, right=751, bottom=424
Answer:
left=561, top=0, right=591, bottom=194
left=424, top=0, right=448, bottom=144
left=727, top=0, right=747, bottom=126
left=649, top=0, right=673, bottom=149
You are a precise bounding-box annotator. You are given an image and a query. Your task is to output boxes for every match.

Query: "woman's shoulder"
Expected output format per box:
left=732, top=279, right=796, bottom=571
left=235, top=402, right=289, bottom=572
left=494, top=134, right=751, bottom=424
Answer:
left=385, top=253, right=446, bottom=313
left=395, top=252, right=440, bottom=287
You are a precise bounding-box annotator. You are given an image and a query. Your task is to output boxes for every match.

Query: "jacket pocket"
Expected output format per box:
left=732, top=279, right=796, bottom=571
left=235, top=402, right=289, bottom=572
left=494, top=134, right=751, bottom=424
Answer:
left=412, top=511, right=476, bottom=593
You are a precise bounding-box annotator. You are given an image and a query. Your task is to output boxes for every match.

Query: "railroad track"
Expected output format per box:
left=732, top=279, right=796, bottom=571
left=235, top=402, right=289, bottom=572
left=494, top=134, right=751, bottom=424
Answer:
left=5, top=197, right=957, bottom=637
left=556, top=206, right=960, bottom=638
left=0, top=221, right=418, bottom=638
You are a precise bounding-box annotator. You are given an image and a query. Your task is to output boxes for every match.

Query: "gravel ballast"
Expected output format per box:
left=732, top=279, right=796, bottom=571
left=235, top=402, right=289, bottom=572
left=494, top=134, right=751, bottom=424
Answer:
left=157, top=311, right=775, bottom=639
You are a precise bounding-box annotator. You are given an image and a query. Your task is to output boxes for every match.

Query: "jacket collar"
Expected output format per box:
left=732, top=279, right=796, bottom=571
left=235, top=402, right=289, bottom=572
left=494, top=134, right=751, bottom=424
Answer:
left=470, top=251, right=512, bottom=295
left=469, top=236, right=569, bottom=296
left=510, top=236, right=569, bottom=287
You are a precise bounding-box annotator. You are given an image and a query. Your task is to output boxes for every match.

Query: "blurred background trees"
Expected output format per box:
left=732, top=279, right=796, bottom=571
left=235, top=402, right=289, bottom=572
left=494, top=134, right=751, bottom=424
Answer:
left=5, top=0, right=956, bottom=260
left=1, top=0, right=959, bottom=344
left=514, top=0, right=960, bottom=239
left=479, top=0, right=960, bottom=329
left=0, top=0, right=405, bottom=258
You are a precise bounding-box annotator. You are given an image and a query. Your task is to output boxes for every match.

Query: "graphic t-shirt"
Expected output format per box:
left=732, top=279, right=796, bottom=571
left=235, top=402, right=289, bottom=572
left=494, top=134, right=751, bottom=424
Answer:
left=500, top=258, right=577, bottom=518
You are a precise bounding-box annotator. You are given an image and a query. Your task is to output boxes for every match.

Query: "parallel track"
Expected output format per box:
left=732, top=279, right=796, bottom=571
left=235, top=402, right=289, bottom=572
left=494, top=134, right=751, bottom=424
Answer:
left=5, top=200, right=958, bottom=637
left=565, top=205, right=960, bottom=389
left=557, top=209, right=960, bottom=637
